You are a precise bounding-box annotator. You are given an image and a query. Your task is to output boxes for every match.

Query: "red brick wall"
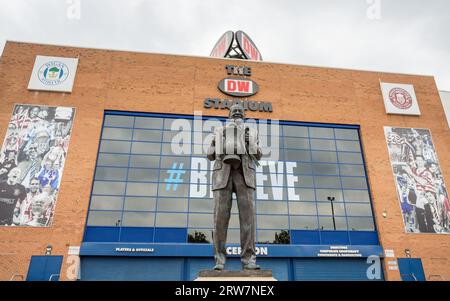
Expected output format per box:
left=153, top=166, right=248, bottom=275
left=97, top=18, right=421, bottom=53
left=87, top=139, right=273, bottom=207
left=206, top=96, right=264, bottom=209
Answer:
left=0, top=41, right=448, bottom=281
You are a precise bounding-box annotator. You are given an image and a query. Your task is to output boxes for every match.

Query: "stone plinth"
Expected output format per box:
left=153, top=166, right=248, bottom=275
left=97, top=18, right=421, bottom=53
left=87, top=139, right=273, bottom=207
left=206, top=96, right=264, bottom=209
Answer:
left=195, top=270, right=277, bottom=281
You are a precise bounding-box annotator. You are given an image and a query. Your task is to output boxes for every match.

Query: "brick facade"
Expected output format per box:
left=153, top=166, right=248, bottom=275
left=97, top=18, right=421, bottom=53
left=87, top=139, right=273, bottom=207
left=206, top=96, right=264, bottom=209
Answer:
left=0, top=41, right=448, bottom=281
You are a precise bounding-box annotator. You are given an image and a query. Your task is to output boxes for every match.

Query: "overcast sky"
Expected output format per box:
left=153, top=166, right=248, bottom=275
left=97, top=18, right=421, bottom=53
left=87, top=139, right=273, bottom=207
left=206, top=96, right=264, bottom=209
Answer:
left=0, top=0, right=449, bottom=91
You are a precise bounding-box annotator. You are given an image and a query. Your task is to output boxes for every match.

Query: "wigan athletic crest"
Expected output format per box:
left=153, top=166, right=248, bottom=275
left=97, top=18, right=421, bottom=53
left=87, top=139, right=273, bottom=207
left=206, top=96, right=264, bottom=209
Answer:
left=38, top=61, right=70, bottom=86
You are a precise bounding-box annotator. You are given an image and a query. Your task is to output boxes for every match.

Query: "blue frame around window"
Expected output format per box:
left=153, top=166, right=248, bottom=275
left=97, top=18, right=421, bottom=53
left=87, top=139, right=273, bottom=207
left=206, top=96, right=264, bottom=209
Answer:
left=82, top=110, right=380, bottom=247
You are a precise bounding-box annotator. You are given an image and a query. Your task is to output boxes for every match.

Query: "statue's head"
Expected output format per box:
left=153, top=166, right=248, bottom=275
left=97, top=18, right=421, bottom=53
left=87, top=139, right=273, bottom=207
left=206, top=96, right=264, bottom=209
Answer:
left=229, top=104, right=245, bottom=120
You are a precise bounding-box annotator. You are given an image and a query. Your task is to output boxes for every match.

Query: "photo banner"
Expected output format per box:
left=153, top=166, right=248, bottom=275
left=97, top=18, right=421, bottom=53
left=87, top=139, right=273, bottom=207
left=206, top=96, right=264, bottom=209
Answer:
left=0, top=104, right=75, bottom=227
left=384, top=126, right=449, bottom=234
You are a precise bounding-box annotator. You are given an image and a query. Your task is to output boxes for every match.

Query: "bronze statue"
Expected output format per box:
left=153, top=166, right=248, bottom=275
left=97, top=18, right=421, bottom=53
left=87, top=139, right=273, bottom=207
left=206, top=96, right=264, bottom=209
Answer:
left=207, top=104, right=262, bottom=270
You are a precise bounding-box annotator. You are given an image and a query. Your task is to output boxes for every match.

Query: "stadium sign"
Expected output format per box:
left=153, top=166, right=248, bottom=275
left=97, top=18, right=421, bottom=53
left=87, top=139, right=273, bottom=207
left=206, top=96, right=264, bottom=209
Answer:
left=235, top=30, right=262, bottom=61
left=210, top=31, right=234, bottom=58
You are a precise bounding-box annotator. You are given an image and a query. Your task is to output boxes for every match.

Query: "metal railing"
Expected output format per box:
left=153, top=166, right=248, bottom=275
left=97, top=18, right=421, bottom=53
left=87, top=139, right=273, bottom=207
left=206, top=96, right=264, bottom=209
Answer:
left=48, top=274, right=60, bottom=281
left=428, top=274, right=444, bottom=281
left=9, top=273, right=24, bottom=281
left=400, top=273, right=419, bottom=281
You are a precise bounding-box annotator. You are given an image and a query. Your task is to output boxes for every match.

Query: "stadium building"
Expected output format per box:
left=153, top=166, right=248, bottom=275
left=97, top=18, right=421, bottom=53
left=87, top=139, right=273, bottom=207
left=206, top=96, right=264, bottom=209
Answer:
left=0, top=34, right=449, bottom=281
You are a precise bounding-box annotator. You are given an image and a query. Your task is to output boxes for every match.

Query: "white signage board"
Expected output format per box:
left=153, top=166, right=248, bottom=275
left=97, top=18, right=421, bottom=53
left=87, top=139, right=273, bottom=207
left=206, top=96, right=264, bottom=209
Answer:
left=384, top=249, right=395, bottom=258
left=68, top=246, right=80, bottom=255
left=380, top=82, right=421, bottom=115
left=28, top=55, right=79, bottom=93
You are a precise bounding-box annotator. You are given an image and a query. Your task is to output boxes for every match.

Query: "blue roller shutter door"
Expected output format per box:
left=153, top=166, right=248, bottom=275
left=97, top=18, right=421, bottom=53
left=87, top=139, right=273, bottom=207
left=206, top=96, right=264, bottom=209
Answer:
left=80, top=257, right=184, bottom=281
left=257, top=258, right=291, bottom=281
left=80, top=257, right=384, bottom=281
left=26, top=256, right=63, bottom=281
left=398, top=258, right=426, bottom=281
left=293, top=258, right=383, bottom=281
left=81, top=257, right=291, bottom=281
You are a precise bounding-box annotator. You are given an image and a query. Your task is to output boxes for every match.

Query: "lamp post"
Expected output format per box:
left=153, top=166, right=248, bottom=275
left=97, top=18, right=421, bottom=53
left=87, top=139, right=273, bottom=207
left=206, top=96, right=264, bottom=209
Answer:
left=327, top=196, right=336, bottom=230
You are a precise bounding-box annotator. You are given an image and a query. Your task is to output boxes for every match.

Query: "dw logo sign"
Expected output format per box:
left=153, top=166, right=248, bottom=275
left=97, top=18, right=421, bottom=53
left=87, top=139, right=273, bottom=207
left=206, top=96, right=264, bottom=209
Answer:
left=218, top=78, right=259, bottom=97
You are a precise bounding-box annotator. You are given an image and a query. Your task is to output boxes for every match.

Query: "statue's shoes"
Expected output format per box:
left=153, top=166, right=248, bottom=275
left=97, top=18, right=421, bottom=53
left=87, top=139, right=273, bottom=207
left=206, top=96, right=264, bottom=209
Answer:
left=242, top=263, right=260, bottom=270
left=213, top=264, right=224, bottom=270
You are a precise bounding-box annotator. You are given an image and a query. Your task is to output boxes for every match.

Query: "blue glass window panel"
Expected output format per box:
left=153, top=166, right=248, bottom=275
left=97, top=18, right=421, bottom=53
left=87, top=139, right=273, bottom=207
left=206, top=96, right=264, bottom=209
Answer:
left=347, top=217, right=375, bottom=231
left=102, top=127, right=133, bottom=140
left=131, top=142, right=161, bottom=155
left=84, top=226, right=120, bottom=242
left=154, top=227, right=187, bottom=243
left=92, top=181, right=126, bottom=195
left=87, top=211, right=122, bottom=226
left=127, top=168, right=159, bottom=182
left=95, top=167, right=128, bottom=181
left=349, top=231, right=379, bottom=245
left=336, top=140, right=361, bottom=152
left=120, top=227, right=154, bottom=242
left=134, top=116, right=164, bottom=129
left=122, top=211, right=155, bottom=227
left=341, top=177, right=368, bottom=189
left=283, top=125, right=309, bottom=137
left=320, top=231, right=350, bottom=244
left=310, top=139, right=336, bottom=151
left=309, top=127, right=334, bottom=139
left=126, top=182, right=158, bottom=196
left=291, top=230, right=320, bottom=245
left=338, top=152, right=363, bottom=164
left=104, top=115, right=134, bottom=128
left=339, top=164, right=365, bottom=176
left=97, top=153, right=129, bottom=167
left=311, top=151, right=337, bottom=163
left=133, top=129, right=162, bottom=142
left=90, top=195, right=123, bottom=210
left=334, top=128, right=359, bottom=140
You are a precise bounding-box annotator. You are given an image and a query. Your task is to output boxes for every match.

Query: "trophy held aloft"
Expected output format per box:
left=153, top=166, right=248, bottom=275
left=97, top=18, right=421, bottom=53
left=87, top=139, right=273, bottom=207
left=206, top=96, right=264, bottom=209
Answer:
left=220, top=121, right=247, bottom=169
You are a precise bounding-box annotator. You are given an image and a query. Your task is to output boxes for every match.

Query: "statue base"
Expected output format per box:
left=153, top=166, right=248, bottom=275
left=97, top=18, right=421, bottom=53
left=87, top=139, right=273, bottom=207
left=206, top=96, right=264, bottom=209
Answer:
left=195, top=270, right=276, bottom=281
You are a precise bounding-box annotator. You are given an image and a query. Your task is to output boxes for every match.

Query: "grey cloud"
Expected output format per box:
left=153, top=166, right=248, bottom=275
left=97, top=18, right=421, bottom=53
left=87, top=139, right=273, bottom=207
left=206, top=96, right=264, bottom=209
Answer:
left=0, top=0, right=448, bottom=90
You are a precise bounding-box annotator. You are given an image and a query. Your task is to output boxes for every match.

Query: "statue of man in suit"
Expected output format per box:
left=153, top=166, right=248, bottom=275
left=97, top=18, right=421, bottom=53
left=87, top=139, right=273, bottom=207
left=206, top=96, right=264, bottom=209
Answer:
left=207, top=104, right=262, bottom=270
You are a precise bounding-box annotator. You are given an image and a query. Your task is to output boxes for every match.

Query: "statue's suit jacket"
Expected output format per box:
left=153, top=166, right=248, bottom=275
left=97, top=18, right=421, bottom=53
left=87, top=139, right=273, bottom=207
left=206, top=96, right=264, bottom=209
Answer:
left=207, top=125, right=262, bottom=191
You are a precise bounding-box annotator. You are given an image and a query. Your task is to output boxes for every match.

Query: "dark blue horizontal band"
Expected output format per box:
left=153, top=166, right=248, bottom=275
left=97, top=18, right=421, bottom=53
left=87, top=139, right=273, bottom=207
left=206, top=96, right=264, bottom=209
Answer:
left=80, top=242, right=382, bottom=258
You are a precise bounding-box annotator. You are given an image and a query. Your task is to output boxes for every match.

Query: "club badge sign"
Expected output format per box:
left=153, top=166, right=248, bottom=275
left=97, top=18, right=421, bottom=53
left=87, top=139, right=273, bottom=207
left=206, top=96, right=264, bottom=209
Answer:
left=380, top=82, right=421, bottom=115
left=389, top=88, right=412, bottom=109
left=28, top=55, right=79, bottom=93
